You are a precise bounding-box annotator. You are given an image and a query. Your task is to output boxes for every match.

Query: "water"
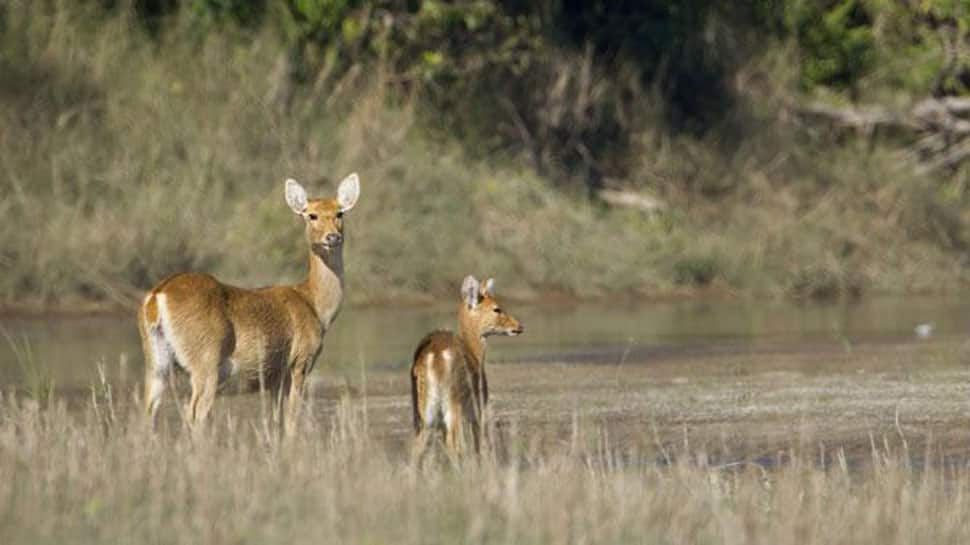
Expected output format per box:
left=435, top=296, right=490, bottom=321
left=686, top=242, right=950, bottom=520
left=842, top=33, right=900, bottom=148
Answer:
left=1, top=296, right=967, bottom=391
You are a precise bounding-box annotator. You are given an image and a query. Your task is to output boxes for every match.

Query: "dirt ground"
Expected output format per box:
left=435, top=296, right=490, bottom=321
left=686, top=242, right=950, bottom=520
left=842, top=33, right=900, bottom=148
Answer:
left=218, top=335, right=970, bottom=468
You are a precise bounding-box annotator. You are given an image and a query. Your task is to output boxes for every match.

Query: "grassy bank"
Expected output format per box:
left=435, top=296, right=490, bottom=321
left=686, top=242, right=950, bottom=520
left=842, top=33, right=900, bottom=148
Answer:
left=1, top=2, right=968, bottom=310
left=2, top=390, right=970, bottom=544
left=5, top=308, right=970, bottom=542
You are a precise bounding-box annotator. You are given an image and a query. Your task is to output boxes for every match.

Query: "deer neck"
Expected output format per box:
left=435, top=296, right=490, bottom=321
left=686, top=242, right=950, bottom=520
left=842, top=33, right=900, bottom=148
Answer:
left=298, top=247, right=344, bottom=329
left=457, top=311, right=486, bottom=373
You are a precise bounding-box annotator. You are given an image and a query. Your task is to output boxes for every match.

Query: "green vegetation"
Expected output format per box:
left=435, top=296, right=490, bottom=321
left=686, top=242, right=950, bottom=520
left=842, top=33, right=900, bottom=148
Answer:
left=2, top=1, right=970, bottom=309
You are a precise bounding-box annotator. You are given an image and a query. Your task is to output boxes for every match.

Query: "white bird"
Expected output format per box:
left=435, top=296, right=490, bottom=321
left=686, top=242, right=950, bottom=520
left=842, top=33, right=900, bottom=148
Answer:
left=914, top=323, right=934, bottom=339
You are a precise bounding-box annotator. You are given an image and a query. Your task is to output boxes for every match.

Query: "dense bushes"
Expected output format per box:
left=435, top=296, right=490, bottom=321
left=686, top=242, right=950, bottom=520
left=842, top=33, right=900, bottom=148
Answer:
left=2, top=1, right=970, bottom=307
left=99, top=1, right=970, bottom=184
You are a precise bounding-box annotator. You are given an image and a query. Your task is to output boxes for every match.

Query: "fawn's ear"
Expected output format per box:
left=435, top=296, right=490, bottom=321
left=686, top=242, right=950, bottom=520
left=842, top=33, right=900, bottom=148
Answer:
left=337, top=172, right=360, bottom=212
left=481, top=277, right=495, bottom=296
left=285, top=178, right=308, bottom=215
left=461, top=275, right=480, bottom=309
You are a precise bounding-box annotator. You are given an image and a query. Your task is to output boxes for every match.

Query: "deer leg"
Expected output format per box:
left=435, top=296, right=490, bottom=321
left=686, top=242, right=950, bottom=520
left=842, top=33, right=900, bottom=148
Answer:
left=284, top=362, right=308, bottom=437
left=445, top=399, right=465, bottom=463
left=145, top=370, right=168, bottom=431
left=140, top=307, right=175, bottom=430
left=187, top=370, right=219, bottom=434
left=469, top=407, right=481, bottom=456
left=471, top=371, right=487, bottom=456
left=412, top=427, right=433, bottom=466
left=143, top=350, right=170, bottom=431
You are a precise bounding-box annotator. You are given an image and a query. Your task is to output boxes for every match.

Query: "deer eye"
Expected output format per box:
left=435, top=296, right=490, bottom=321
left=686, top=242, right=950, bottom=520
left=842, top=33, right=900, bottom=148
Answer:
left=336, top=211, right=344, bottom=219
left=493, top=308, right=502, bottom=313
left=307, top=213, right=318, bottom=221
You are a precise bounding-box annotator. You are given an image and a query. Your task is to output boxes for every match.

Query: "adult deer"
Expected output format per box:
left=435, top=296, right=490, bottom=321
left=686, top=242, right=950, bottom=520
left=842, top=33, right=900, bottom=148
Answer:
left=138, top=173, right=360, bottom=434
left=411, top=276, right=524, bottom=461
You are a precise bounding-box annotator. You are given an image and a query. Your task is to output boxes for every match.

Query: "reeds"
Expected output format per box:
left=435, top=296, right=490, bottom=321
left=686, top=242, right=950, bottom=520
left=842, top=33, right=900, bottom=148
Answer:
left=1, top=386, right=969, bottom=545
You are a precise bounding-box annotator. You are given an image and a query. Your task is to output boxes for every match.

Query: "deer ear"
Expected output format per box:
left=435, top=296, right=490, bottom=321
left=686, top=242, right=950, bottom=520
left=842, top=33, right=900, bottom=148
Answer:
left=461, top=275, right=480, bottom=309
left=337, top=172, right=360, bottom=212
left=482, top=278, right=495, bottom=296
left=285, top=178, right=308, bottom=214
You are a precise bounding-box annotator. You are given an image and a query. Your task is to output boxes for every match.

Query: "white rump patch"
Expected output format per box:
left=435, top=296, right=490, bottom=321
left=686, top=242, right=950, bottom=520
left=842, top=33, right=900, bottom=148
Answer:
left=154, top=293, right=185, bottom=374
left=440, top=348, right=454, bottom=369
left=424, top=354, right=441, bottom=427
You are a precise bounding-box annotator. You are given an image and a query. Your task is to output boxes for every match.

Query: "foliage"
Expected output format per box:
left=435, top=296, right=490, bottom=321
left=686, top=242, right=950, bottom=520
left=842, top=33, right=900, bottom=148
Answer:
left=188, top=0, right=267, bottom=27
left=97, top=1, right=970, bottom=179
left=787, top=0, right=876, bottom=92
left=785, top=0, right=970, bottom=98
left=2, top=0, right=970, bottom=307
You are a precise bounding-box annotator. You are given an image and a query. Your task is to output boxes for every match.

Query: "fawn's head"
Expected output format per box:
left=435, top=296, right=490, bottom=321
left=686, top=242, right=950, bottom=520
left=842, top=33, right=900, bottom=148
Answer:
left=285, top=173, right=360, bottom=254
left=458, top=275, right=524, bottom=338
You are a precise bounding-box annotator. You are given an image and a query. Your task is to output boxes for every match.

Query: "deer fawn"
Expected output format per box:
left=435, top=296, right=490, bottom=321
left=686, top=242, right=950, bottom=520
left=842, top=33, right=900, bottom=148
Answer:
left=411, top=275, right=524, bottom=461
left=138, top=173, right=360, bottom=434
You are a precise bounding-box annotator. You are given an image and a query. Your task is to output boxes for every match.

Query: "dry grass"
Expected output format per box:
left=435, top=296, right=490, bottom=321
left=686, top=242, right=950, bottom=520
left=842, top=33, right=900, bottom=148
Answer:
left=0, top=1, right=673, bottom=307
left=1, top=1, right=969, bottom=309
left=2, top=390, right=970, bottom=544
left=4, top=336, right=970, bottom=544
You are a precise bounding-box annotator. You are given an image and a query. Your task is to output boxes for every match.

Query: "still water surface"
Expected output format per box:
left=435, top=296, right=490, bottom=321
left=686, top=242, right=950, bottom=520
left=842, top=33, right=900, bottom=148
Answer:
left=1, top=296, right=967, bottom=390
